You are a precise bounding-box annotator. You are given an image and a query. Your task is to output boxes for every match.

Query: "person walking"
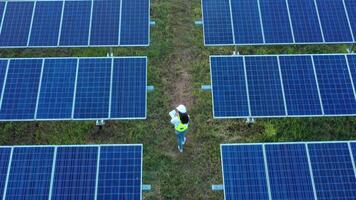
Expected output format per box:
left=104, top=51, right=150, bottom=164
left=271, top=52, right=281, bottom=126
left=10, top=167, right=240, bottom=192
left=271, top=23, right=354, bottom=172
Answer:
left=169, top=104, right=190, bottom=153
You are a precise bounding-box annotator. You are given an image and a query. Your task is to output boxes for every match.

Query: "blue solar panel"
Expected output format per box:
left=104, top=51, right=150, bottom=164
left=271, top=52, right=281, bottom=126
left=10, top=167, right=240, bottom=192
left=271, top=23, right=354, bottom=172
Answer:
left=345, top=0, right=356, bottom=39
left=287, top=0, right=323, bottom=43
left=265, top=144, right=314, bottom=199
left=259, top=0, right=293, bottom=43
left=98, top=145, right=142, bottom=200
left=59, top=0, right=91, bottom=46
left=279, top=56, right=322, bottom=116
left=210, top=54, right=356, bottom=119
left=111, top=58, right=146, bottom=119
left=6, top=147, right=54, bottom=200
left=0, top=2, right=33, bottom=46
left=230, top=0, right=263, bottom=44
left=120, top=0, right=149, bottom=45
left=0, top=148, right=11, bottom=200
left=210, top=56, right=249, bottom=118
left=202, top=0, right=354, bottom=46
left=36, top=59, right=77, bottom=119
left=90, top=0, right=120, bottom=45
left=52, top=146, right=98, bottom=200
left=221, top=144, right=269, bottom=200
left=29, top=1, right=62, bottom=46
left=313, top=55, right=356, bottom=115
left=0, top=59, right=42, bottom=120
left=347, top=55, right=356, bottom=87
left=74, top=58, right=111, bottom=119
left=0, top=57, right=147, bottom=121
left=316, top=0, right=353, bottom=42
left=245, top=56, right=285, bottom=116
left=221, top=142, right=356, bottom=200
left=308, top=142, right=356, bottom=200
left=202, top=0, right=233, bottom=45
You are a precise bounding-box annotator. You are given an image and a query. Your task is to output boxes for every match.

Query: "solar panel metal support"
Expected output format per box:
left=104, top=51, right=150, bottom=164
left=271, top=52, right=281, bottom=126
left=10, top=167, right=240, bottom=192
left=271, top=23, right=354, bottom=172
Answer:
left=195, top=20, right=202, bottom=27
left=96, top=119, right=105, bottom=126
left=211, top=184, right=224, bottom=191
left=142, top=184, right=152, bottom=191
left=147, top=85, right=155, bottom=92
left=150, top=21, right=156, bottom=27
left=246, top=117, right=255, bottom=124
left=201, top=85, right=211, bottom=91
left=233, top=46, right=239, bottom=55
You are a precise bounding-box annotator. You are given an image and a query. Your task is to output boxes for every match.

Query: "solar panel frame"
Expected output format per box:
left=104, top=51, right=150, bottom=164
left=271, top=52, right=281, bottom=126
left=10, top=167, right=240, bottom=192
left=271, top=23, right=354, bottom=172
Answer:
left=0, top=144, right=143, bottom=200
left=0, top=56, right=147, bottom=121
left=220, top=141, right=356, bottom=200
left=210, top=54, right=356, bottom=119
left=201, top=0, right=356, bottom=46
left=0, top=0, right=150, bottom=48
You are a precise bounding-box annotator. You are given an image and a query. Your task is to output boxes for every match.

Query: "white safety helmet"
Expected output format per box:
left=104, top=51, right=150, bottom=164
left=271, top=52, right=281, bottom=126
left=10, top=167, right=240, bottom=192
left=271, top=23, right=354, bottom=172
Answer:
left=176, top=104, right=187, bottom=113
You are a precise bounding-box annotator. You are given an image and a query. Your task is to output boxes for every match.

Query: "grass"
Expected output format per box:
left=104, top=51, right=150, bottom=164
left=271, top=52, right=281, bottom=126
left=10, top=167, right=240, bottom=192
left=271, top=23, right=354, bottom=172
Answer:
left=0, top=0, right=355, bottom=199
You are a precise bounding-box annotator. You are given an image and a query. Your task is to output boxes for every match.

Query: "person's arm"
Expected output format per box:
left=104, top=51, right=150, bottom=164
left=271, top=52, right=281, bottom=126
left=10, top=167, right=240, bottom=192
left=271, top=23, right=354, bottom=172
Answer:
left=170, top=117, right=180, bottom=126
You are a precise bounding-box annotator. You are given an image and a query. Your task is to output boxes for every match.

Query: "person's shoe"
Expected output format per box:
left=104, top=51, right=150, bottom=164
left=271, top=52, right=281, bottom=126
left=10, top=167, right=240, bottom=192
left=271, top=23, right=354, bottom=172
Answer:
left=183, top=137, right=187, bottom=145
left=178, top=146, right=183, bottom=153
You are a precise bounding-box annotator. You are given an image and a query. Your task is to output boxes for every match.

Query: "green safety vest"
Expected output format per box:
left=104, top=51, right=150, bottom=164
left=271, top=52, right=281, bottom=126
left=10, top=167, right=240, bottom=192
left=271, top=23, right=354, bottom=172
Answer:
left=175, top=119, right=188, bottom=132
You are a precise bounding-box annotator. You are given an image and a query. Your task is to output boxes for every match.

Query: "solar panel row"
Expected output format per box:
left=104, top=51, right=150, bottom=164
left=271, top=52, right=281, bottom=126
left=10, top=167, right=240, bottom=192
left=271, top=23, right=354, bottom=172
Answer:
left=0, top=145, right=143, bottom=200
left=202, top=0, right=356, bottom=45
left=0, top=0, right=149, bottom=47
left=0, top=57, right=147, bottom=121
left=210, top=54, right=356, bottom=118
left=221, top=141, right=356, bottom=200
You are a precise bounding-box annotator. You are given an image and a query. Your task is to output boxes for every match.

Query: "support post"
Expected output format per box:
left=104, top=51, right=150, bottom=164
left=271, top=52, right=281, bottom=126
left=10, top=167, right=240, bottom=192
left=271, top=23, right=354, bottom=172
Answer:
left=142, top=184, right=152, bottom=191
left=211, top=184, right=224, bottom=191
left=195, top=20, right=203, bottom=27
left=150, top=21, right=156, bottom=27
left=96, top=120, right=105, bottom=129
left=201, top=85, right=211, bottom=91
left=246, top=117, right=255, bottom=124
left=147, top=85, right=155, bottom=92
left=233, top=46, right=240, bottom=55
left=107, top=48, right=113, bottom=57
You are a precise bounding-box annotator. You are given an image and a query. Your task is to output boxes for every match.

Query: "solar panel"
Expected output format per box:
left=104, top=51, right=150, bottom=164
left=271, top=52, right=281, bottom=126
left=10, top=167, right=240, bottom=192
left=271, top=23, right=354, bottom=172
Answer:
left=0, top=145, right=143, bottom=200
left=221, top=141, right=356, bottom=200
left=0, top=57, right=147, bottom=121
left=0, top=0, right=149, bottom=47
left=210, top=54, right=356, bottom=119
left=201, top=0, right=356, bottom=46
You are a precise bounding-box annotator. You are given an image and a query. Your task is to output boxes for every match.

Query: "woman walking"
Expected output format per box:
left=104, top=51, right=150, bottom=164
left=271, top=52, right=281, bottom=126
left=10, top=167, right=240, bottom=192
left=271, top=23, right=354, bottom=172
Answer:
left=169, top=105, right=190, bottom=153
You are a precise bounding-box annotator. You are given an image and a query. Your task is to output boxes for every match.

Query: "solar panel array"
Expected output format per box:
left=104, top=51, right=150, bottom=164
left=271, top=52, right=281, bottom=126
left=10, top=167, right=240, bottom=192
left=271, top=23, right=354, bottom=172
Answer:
left=210, top=54, right=356, bottom=119
left=0, top=57, right=147, bottom=121
left=0, top=144, right=143, bottom=200
left=202, top=0, right=356, bottom=46
left=221, top=141, right=356, bottom=200
left=0, top=0, right=149, bottom=47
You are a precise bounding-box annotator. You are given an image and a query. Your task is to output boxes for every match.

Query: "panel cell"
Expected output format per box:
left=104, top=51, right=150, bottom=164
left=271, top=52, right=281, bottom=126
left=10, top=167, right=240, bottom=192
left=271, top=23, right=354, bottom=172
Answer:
left=0, top=59, right=42, bottom=120
left=36, top=59, right=77, bottom=119
left=59, top=0, right=91, bottom=46
left=5, top=147, right=54, bottom=200
left=111, top=58, right=146, bottom=119
left=74, top=58, right=111, bottom=119
left=29, top=1, right=62, bottom=46
left=313, top=55, right=356, bottom=115
left=120, top=0, right=149, bottom=45
left=245, top=56, right=285, bottom=116
left=210, top=56, right=249, bottom=117
left=0, top=2, right=33, bottom=46
left=279, top=56, right=322, bottom=115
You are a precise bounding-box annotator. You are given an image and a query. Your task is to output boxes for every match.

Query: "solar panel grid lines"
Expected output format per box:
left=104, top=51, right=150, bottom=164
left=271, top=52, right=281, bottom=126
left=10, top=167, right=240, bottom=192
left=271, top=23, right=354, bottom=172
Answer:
left=347, top=143, right=356, bottom=178
left=0, top=60, right=9, bottom=110
left=220, top=141, right=356, bottom=200
left=210, top=54, right=356, bottom=119
left=1, top=147, right=12, bottom=200
left=0, top=0, right=149, bottom=47
left=345, top=55, right=356, bottom=100
left=202, top=0, right=356, bottom=46
left=0, top=57, right=147, bottom=121
left=242, top=57, right=251, bottom=117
